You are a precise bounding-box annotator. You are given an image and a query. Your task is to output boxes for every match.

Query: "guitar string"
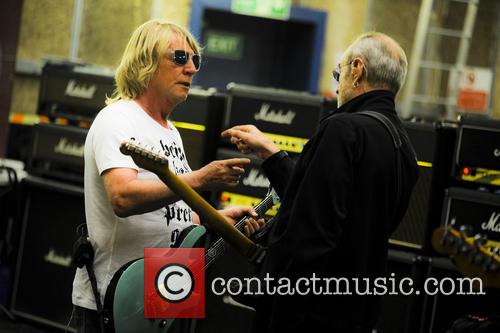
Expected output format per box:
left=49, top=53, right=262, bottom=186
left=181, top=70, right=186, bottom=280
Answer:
left=205, top=195, right=274, bottom=269
left=205, top=195, right=273, bottom=268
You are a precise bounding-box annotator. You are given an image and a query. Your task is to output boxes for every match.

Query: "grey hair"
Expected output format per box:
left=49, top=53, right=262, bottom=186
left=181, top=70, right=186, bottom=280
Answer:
left=345, top=32, right=408, bottom=94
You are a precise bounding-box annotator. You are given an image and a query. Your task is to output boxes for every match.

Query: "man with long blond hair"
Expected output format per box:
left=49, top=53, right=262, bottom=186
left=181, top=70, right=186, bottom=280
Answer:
left=71, top=20, right=262, bottom=332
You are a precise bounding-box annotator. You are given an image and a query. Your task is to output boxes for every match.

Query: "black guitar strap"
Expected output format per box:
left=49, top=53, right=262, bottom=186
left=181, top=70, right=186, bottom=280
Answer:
left=357, top=111, right=403, bottom=220
left=72, top=223, right=105, bottom=333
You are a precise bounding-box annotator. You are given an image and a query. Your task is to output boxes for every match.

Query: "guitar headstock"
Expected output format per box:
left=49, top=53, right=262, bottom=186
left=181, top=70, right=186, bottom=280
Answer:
left=432, top=223, right=500, bottom=288
left=120, top=141, right=169, bottom=175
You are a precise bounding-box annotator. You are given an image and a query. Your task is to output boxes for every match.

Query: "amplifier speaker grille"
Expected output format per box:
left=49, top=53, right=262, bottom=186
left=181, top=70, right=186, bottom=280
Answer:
left=10, top=177, right=84, bottom=331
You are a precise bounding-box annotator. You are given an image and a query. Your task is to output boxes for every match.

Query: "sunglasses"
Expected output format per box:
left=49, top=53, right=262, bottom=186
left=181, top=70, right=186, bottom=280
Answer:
left=332, top=61, right=353, bottom=82
left=169, top=49, right=201, bottom=70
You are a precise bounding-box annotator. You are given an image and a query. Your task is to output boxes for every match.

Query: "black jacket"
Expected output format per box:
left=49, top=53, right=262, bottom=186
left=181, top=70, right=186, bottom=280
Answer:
left=253, top=90, right=419, bottom=332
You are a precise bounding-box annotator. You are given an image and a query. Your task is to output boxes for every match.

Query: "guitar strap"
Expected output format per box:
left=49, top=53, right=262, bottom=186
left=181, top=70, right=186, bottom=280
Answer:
left=72, top=223, right=105, bottom=333
left=356, top=111, right=403, bottom=221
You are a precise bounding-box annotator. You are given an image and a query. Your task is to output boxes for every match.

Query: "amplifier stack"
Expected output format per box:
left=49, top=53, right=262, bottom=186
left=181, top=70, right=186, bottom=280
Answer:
left=170, top=88, right=225, bottom=171
left=6, top=61, right=112, bottom=331
left=10, top=176, right=84, bottom=331
left=216, top=83, right=323, bottom=212
left=389, top=121, right=457, bottom=252
left=452, top=114, right=500, bottom=188
left=38, top=61, right=114, bottom=123
left=201, top=84, right=323, bottom=332
left=27, top=123, right=87, bottom=184
left=441, top=115, right=500, bottom=248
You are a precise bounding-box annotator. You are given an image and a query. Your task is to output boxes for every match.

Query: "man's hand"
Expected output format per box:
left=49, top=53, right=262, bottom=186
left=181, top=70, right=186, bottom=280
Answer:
left=219, top=206, right=265, bottom=237
left=221, top=125, right=280, bottom=161
left=193, top=158, right=250, bottom=190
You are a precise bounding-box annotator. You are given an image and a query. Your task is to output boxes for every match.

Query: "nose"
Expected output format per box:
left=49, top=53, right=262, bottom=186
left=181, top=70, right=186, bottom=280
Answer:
left=183, top=58, right=198, bottom=76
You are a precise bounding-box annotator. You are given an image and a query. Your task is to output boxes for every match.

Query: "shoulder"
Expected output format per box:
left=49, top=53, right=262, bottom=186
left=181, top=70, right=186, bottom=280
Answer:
left=167, top=121, right=184, bottom=142
left=319, top=113, right=360, bottom=140
left=94, top=100, right=136, bottom=120
left=91, top=100, right=140, bottom=129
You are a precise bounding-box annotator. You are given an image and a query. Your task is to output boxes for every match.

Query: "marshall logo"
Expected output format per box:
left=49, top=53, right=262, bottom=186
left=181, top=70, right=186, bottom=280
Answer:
left=254, top=103, right=296, bottom=125
left=481, top=212, right=500, bottom=233
left=44, top=248, right=72, bottom=267
left=242, top=168, right=270, bottom=188
left=65, top=79, right=97, bottom=99
left=54, top=138, right=85, bottom=157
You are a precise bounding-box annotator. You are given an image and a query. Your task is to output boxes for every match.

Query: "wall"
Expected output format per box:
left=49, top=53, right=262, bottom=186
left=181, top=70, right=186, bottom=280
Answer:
left=366, top=0, right=500, bottom=119
left=10, top=0, right=500, bottom=120
left=294, top=0, right=369, bottom=96
left=10, top=0, right=192, bottom=116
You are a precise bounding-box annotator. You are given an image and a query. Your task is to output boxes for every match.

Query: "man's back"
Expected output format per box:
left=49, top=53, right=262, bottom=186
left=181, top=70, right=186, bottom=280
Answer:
left=254, top=90, right=418, bottom=332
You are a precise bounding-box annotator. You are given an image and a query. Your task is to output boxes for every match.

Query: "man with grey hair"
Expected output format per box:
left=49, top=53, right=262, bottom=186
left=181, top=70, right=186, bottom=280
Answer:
left=222, top=32, right=418, bottom=332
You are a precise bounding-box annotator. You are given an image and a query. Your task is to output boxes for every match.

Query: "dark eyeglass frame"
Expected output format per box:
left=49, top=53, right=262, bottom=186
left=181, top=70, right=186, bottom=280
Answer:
left=332, top=60, right=353, bottom=82
left=168, top=49, right=201, bottom=70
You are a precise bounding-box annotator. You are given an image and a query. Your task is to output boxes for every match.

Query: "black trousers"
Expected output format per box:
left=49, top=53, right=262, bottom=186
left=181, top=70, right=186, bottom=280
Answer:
left=72, top=305, right=193, bottom=333
left=73, top=305, right=101, bottom=333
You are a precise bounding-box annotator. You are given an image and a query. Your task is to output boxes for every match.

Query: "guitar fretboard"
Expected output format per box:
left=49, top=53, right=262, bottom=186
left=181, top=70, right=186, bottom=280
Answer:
left=205, top=195, right=274, bottom=269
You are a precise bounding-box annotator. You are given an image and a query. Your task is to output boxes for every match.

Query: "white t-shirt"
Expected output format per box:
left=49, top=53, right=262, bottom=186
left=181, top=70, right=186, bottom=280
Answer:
left=72, top=100, right=193, bottom=310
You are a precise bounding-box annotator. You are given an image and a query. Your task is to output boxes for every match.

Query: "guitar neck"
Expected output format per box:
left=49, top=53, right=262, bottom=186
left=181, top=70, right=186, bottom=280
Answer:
left=233, top=195, right=274, bottom=231
left=156, top=172, right=259, bottom=259
left=206, top=193, right=275, bottom=269
left=120, top=141, right=261, bottom=259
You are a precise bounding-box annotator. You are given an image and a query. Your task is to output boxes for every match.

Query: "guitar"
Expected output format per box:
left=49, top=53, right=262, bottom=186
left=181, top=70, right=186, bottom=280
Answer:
left=172, top=186, right=279, bottom=248
left=102, top=141, right=277, bottom=333
left=432, top=223, right=500, bottom=289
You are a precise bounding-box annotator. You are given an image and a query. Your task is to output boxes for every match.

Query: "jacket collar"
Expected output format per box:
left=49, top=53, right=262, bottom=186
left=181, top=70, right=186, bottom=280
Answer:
left=322, top=90, right=397, bottom=122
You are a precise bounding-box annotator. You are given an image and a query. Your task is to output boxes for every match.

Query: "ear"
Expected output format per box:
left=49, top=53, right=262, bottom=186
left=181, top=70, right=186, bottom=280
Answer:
left=351, top=57, right=365, bottom=83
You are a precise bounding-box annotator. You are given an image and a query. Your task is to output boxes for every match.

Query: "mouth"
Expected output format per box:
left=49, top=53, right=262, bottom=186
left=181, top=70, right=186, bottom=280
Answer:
left=178, top=81, right=191, bottom=88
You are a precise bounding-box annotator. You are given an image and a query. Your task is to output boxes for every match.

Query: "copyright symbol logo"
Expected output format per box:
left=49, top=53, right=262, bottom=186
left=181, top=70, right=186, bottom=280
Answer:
left=155, top=263, right=194, bottom=303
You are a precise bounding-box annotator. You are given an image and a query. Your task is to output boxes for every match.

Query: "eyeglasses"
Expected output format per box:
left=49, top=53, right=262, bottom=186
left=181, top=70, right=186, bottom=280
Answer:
left=168, top=49, right=201, bottom=70
left=332, top=61, right=353, bottom=82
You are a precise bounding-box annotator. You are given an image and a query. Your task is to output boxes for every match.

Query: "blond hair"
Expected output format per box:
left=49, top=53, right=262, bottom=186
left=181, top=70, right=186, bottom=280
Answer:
left=106, top=20, right=201, bottom=104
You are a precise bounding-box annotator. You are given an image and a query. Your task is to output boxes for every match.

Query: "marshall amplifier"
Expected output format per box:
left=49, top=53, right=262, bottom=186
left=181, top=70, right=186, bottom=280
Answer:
left=214, top=148, right=279, bottom=217
left=27, top=123, right=87, bottom=183
left=389, top=122, right=457, bottom=252
left=38, top=61, right=114, bottom=122
left=170, top=88, right=225, bottom=170
left=441, top=187, right=500, bottom=245
left=224, top=83, right=322, bottom=154
left=453, top=115, right=500, bottom=188
left=418, top=256, right=499, bottom=333
left=10, top=176, right=84, bottom=331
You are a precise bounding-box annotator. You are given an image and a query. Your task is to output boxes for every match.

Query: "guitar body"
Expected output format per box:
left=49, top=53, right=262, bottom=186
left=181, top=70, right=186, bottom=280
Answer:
left=173, top=224, right=207, bottom=248
left=103, top=259, right=174, bottom=333
left=102, top=142, right=281, bottom=333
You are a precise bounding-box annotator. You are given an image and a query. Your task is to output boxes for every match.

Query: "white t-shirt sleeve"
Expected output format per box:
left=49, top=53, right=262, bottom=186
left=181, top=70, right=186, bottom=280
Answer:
left=91, top=108, right=139, bottom=175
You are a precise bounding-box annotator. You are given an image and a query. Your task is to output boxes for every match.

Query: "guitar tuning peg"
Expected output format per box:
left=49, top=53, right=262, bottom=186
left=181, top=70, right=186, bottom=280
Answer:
left=473, top=234, right=488, bottom=247
left=449, top=218, right=457, bottom=227
left=459, top=224, right=473, bottom=237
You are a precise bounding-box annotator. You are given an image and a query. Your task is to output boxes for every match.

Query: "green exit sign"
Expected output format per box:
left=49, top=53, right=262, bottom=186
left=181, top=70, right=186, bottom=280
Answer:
left=232, top=0, right=291, bottom=20
left=204, top=30, right=244, bottom=60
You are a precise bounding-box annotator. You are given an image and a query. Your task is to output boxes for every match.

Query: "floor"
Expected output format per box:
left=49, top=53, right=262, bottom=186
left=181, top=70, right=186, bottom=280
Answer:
left=0, top=308, right=61, bottom=333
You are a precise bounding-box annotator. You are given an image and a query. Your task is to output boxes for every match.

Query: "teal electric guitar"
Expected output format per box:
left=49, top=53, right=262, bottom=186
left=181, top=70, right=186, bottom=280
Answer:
left=102, top=142, right=279, bottom=333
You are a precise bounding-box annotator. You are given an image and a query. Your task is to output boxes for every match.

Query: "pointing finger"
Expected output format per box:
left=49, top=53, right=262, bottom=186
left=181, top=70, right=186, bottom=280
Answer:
left=223, top=158, right=251, bottom=166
